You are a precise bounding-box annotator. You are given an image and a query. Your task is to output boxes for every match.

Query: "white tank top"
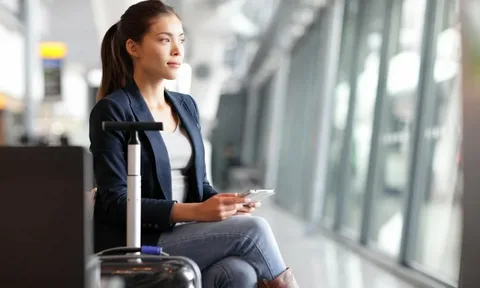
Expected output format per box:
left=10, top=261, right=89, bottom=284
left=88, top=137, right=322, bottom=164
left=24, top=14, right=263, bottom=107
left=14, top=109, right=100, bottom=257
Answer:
left=160, top=120, right=193, bottom=203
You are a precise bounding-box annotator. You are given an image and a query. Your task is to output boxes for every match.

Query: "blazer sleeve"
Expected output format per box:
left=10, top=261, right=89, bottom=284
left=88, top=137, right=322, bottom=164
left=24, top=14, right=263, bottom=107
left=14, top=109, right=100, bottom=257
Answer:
left=89, top=97, right=176, bottom=232
left=188, top=95, right=218, bottom=201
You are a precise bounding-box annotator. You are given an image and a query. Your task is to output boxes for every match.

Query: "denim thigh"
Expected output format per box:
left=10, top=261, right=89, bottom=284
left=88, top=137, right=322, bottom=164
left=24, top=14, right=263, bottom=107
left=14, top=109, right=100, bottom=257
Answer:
left=157, top=215, right=286, bottom=280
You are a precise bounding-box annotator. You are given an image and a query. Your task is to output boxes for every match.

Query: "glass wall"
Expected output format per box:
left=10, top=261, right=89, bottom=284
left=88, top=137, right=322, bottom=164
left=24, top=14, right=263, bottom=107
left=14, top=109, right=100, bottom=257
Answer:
left=322, top=0, right=359, bottom=227
left=252, top=76, right=273, bottom=169
left=315, top=0, right=460, bottom=285
left=410, top=0, right=461, bottom=283
left=369, top=0, right=427, bottom=256
left=274, top=15, right=325, bottom=217
left=340, top=0, right=388, bottom=237
left=247, top=0, right=461, bottom=285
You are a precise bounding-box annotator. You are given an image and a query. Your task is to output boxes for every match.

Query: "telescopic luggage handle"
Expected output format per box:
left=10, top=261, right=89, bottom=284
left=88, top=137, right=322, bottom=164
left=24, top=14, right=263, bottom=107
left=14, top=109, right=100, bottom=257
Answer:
left=102, top=121, right=163, bottom=248
left=102, top=121, right=164, bottom=132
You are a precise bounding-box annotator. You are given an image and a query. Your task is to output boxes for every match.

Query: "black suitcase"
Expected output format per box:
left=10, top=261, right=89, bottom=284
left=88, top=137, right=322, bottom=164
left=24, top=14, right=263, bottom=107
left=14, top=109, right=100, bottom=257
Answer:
left=96, top=250, right=201, bottom=287
left=92, top=121, right=202, bottom=287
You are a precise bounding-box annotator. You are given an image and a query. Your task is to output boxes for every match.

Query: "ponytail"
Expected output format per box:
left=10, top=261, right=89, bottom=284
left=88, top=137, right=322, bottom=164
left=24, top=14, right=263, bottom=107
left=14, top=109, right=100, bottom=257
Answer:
left=97, top=22, right=133, bottom=101
left=96, top=1, right=178, bottom=101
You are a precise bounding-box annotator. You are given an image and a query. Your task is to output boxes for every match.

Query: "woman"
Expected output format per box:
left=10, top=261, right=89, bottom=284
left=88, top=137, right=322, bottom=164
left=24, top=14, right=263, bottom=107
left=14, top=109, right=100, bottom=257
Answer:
left=89, top=1, right=299, bottom=287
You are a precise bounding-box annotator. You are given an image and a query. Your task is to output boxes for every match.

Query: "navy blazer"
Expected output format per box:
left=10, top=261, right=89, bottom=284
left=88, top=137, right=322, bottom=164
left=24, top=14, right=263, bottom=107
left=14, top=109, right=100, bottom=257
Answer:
left=89, top=81, right=217, bottom=252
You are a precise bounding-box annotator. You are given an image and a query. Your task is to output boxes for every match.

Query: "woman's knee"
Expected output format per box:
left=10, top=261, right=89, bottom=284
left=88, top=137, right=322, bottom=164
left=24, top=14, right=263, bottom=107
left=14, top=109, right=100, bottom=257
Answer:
left=230, top=215, right=273, bottom=239
left=203, top=257, right=257, bottom=288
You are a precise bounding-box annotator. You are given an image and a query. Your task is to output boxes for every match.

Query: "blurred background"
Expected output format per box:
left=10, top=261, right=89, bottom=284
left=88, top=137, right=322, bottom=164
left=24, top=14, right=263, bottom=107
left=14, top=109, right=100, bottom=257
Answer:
left=0, top=0, right=465, bottom=287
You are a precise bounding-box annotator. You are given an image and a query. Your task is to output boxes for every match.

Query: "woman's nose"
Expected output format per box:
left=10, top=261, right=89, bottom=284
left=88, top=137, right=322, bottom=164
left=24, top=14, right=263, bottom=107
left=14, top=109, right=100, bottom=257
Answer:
left=171, top=43, right=182, bottom=56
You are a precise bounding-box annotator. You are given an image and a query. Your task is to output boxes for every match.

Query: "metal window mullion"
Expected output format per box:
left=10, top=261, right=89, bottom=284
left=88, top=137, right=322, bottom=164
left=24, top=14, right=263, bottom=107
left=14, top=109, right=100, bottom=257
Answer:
left=265, top=55, right=291, bottom=189
left=333, top=0, right=366, bottom=231
left=359, top=0, right=401, bottom=246
left=290, top=44, right=311, bottom=214
left=307, top=0, right=345, bottom=227
left=399, top=0, right=445, bottom=266
left=303, top=12, right=329, bottom=221
left=298, top=23, right=326, bottom=218
left=319, top=0, right=350, bottom=227
left=277, top=51, right=301, bottom=209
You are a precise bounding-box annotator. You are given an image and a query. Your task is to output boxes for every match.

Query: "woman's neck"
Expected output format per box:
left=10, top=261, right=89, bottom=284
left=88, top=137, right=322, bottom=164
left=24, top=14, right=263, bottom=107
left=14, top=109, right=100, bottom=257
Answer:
left=133, top=71, right=167, bottom=109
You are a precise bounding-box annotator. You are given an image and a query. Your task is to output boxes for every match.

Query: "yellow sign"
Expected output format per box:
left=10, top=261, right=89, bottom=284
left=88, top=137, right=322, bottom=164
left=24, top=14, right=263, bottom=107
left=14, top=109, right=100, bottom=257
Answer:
left=0, top=93, right=6, bottom=110
left=40, top=42, right=68, bottom=59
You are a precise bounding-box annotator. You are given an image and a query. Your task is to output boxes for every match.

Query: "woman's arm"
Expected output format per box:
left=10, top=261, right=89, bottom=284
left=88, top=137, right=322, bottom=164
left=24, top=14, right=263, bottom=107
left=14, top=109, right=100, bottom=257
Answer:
left=169, top=203, right=201, bottom=222
left=89, top=97, right=176, bottom=231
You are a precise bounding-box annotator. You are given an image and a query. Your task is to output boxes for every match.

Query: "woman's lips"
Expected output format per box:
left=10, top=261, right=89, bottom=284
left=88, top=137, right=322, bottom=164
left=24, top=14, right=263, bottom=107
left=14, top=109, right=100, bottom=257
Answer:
left=167, top=62, right=181, bottom=68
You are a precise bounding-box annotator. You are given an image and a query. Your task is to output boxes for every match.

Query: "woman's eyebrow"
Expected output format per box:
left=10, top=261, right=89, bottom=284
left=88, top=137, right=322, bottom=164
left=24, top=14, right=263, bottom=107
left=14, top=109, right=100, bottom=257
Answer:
left=157, top=32, right=185, bottom=37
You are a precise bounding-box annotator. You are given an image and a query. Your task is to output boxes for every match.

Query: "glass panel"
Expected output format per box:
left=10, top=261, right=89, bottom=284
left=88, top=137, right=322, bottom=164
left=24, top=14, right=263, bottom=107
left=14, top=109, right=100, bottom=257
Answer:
left=412, top=0, right=461, bottom=282
left=253, top=76, right=273, bottom=166
left=340, top=0, right=387, bottom=236
left=322, top=0, right=360, bottom=226
left=275, top=48, right=303, bottom=209
left=276, top=30, right=316, bottom=212
left=369, top=0, right=427, bottom=256
left=296, top=22, right=325, bottom=220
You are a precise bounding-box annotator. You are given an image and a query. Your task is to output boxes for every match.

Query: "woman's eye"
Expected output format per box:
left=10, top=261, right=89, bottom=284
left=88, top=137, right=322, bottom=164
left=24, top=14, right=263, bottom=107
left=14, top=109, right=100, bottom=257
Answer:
left=159, top=38, right=170, bottom=43
left=180, top=39, right=186, bottom=43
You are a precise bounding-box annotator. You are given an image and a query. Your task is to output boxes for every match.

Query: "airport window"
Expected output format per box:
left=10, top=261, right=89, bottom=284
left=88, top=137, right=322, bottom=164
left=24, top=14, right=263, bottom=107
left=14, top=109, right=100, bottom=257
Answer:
left=410, top=0, right=461, bottom=283
left=275, top=17, right=324, bottom=217
left=322, top=0, right=360, bottom=227
left=340, top=0, right=388, bottom=237
left=275, top=35, right=309, bottom=212
left=253, top=75, right=273, bottom=169
left=295, top=20, right=325, bottom=220
left=368, top=0, right=427, bottom=256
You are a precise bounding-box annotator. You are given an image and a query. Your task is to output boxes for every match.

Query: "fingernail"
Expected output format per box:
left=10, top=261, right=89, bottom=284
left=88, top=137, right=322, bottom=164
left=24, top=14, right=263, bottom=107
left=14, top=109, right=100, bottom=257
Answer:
left=245, top=198, right=252, bottom=203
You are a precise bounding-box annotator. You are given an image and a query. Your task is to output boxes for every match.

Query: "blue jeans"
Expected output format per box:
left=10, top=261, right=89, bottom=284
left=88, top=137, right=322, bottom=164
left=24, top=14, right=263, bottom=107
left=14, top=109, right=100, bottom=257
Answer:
left=157, top=215, right=287, bottom=288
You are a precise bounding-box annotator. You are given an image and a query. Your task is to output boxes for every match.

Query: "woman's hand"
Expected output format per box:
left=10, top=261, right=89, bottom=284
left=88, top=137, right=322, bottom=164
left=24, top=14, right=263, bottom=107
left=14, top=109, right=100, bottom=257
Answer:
left=235, top=201, right=262, bottom=216
left=194, top=193, right=250, bottom=222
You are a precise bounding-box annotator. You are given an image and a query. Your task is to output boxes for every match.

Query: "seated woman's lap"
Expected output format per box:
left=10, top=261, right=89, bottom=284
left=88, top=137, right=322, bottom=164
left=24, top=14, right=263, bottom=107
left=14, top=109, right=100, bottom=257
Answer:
left=157, top=215, right=286, bottom=280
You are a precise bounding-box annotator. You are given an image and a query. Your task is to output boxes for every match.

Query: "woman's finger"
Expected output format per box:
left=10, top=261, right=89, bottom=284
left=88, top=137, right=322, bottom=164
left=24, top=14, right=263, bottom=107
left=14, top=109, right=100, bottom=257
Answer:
left=238, top=206, right=255, bottom=213
left=244, top=201, right=261, bottom=208
left=252, top=201, right=262, bottom=208
left=221, top=203, right=237, bottom=212
left=221, top=209, right=238, bottom=219
left=235, top=211, right=252, bottom=216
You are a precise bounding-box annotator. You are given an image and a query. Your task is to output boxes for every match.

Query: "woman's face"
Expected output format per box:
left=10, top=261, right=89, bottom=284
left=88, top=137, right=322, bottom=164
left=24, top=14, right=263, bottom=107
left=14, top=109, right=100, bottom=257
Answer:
left=130, top=13, right=185, bottom=80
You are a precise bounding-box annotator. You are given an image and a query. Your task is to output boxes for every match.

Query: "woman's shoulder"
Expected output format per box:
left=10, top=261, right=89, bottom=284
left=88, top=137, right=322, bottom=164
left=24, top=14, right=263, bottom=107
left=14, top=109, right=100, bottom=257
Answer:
left=90, top=89, right=130, bottom=122
left=96, top=89, right=130, bottom=109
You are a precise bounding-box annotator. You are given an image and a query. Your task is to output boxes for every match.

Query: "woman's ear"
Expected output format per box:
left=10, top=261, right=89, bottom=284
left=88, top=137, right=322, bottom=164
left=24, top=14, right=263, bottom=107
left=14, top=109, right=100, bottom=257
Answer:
left=126, top=39, right=140, bottom=58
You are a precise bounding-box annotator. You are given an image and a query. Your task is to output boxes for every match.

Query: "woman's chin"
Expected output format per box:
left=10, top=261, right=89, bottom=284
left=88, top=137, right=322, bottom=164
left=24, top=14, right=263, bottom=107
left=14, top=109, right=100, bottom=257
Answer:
left=163, top=73, right=179, bottom=81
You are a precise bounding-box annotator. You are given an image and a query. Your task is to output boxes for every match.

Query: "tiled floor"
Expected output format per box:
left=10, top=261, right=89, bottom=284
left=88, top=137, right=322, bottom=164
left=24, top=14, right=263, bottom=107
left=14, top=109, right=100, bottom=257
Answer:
left=255, top=200, right=417, bottom=288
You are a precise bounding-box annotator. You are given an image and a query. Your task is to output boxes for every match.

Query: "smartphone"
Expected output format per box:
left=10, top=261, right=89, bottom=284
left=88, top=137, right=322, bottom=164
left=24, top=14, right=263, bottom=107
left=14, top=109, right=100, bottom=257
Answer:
left=239, top=189, right=275, bottom=203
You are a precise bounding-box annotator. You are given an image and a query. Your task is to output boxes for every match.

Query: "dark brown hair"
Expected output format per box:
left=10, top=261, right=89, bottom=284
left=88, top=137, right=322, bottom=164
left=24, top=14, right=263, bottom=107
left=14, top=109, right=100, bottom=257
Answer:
left=97, top=0, right=177, bottom=101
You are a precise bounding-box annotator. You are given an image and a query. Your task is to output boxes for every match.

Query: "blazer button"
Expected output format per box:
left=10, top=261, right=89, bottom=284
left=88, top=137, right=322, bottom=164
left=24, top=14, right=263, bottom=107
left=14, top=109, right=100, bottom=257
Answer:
left=154, top=224, right=159, bottom=229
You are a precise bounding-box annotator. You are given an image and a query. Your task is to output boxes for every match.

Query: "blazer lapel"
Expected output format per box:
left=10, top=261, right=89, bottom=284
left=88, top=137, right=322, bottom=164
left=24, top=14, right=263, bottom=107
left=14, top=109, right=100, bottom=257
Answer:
left=123, top=82, right=172, bottom=200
